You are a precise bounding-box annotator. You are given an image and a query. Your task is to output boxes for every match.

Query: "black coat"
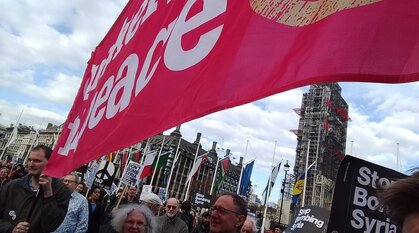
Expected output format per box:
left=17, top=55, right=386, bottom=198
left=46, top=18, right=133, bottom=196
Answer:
left=88, top=201, right=105, bottom=233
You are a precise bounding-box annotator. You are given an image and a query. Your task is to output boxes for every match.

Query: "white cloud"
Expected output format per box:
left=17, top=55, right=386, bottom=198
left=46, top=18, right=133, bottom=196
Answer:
left=0, top=100, right=66, bottom=128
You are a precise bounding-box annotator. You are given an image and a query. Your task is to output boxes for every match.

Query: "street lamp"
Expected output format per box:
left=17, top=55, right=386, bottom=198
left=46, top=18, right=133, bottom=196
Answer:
left=279, top=160, right=290, bottom=225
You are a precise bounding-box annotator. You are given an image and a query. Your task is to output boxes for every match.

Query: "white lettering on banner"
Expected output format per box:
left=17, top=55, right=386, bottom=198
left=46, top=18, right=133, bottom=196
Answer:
left=125, top=0, right=158, bottom=43
left=164, top=0, right=226, bottom=71
left=58, top=0, right=227, bottom=156
left=106, top=54, right=138, bottom=119
left=290, top=208, right=325, bottom=230
left=351, top=209, right=396, bottom=233
left=89, top=76, right=114, bottom=129
left=357, top=166, right=393, bottom=188
left=349, top=167, right=398, bottom=233
left=194, top=193, right=210, bottom=205
left=135, top=21, right=175, bottom=95
left=83, top=0, right=157, bottom=101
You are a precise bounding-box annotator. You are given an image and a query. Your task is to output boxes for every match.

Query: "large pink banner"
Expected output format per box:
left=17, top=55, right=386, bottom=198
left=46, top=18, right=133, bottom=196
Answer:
left=45, top=0, right=419, bottom=177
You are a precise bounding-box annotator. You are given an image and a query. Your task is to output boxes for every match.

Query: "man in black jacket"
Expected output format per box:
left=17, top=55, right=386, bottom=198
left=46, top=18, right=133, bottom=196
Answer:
left=0, top=145, right=71, bottom=233
left=179, top=200, right=194, bottom=232
left=192, top=211, right=210, bottom=233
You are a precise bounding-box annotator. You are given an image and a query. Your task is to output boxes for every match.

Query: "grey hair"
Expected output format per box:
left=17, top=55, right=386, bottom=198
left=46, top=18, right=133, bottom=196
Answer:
left=69, top=172, right=81, bottom=183
left=246, top=217, right=258, bottom=233
left=111, top=204, right=156, bottom=233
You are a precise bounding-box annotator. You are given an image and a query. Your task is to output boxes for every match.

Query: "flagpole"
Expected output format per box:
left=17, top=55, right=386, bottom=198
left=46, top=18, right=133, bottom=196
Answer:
left=210, top=157, right=220, bottom=195
left=261, top=141, right=277, bottom=233
left=112, top=150, right=121, bottom=163
left=51, top=124, right=63, bottom=150
left=1, top=110, right=23, bottom=160
left=184, top=141, right=201, bottom=201
left=302, top=139, right=311, bottom=207
left=237, top=140, right=249, bottom=194
left=24, top=118, right=44, bottom=164
left=396, top=142, right=400, bottom=172
left=139, top=138, right=151, bottom=165
left=166, top=137, right=182, bottom=199
left=150, top=135, right=166, bottom=186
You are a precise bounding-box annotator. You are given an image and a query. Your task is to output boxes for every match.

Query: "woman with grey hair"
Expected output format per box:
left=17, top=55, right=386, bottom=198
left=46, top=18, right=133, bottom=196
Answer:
left=101, top=204, right=156, bottom=233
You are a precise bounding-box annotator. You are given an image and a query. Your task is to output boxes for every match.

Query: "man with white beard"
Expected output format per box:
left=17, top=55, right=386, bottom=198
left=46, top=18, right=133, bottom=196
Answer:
left=157, top=197, right=188, bottom=233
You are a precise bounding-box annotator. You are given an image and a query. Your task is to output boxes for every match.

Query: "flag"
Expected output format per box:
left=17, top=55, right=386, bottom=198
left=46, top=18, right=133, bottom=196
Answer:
left=48, top=134, right=56, bottom=148
left=138, top=151, right=158, bottom=179
left=133, top=151, right=141, bottom=163
left=186, top=153, right=208, bottom=183
left=121, top=152, right=128, bottom=171
left=108, top=152, right=115, bottom=162
left=214, top=157, right=230, bottom=194
left=239, top=160, right=255, bottom=196
left=5, top=127, right=17, bottom=148
left=46, top=0, right=419, bottom=177
left=292, top=162, right=316, bottom=206
left=32, top=130, right=39, bottom=147
left=152, top=151, right=171, bottom=172
left=262, top=162, right=281, bottom=203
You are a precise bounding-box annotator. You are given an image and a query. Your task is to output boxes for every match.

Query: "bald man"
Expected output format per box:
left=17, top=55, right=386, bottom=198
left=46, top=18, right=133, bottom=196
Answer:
left=157, top=197, right=188, bottom=233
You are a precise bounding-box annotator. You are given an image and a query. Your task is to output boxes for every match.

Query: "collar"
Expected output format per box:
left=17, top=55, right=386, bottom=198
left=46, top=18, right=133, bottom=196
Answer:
left=166, top=215, right=177, bottom=223
left=27, top=175, right=40, bottom=192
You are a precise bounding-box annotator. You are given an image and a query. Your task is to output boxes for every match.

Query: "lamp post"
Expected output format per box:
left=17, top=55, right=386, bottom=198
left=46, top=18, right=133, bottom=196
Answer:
left=279, top=160, right=290, bottom=225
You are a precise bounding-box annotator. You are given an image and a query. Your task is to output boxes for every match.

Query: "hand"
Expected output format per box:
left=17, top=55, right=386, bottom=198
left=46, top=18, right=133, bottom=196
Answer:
left=39, top=174, right=53, bottom=197
left=13, top=221, right=30, bottom=233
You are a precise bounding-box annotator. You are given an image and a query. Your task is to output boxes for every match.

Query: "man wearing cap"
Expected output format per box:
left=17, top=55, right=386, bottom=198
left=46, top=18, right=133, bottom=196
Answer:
left=192, top=211, right=211, bottom=233
left=157, top=197, right=188, bottom=233
left=141, top=192, right=163, bottom=215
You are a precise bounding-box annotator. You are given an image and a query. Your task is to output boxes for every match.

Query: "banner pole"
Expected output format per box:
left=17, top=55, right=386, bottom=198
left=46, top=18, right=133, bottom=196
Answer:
left=166, top=137, right=182, bottom=200
left=237, top=140, right=249, bottom=194
left=150, top=135, right=166, bottom=186
left=302, top=139, right=311, bottom=207
left=184, top=141, right=200, bottom=201
left=115, top=185, right=127, bottom=210
left=210, top=157, right=220, bottom=195
left=261, top=140, right=277, bottom=233
left=1, top=110, right=23, bottom=160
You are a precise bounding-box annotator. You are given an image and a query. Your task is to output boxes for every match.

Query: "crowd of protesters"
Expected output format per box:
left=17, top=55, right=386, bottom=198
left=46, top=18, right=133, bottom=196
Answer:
left=2, top=145, right=417, bottom=233
left=0, top=145, right=253, bottom=233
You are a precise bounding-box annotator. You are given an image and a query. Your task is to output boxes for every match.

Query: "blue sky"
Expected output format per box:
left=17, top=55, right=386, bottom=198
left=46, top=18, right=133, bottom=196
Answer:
left=1, top=0, right=419, bottom=203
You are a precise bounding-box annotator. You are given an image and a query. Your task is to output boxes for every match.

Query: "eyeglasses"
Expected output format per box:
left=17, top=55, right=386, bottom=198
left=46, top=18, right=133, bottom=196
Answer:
left=166, top=205, right=177, bottom=210
left=210, top=205, right=243, bottom=216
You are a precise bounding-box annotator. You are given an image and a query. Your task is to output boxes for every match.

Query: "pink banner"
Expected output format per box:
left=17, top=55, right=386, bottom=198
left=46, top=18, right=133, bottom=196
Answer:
left=45, top=0, right=419, bottom=177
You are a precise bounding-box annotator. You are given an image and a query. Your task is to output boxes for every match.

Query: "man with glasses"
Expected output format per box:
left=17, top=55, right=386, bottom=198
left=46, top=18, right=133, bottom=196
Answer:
left=53, top=173, right=89, bottom=233
left=210, top=192, right=247, bottom=233
left=157, top=197, right=188, bottom=233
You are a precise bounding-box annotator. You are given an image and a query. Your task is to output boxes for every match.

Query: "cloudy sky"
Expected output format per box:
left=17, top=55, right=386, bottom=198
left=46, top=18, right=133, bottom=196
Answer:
left=1, top=1, right=418, bottom=202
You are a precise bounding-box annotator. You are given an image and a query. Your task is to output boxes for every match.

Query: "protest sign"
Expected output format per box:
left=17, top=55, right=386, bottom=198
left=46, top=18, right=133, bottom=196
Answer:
left=327, top=155, right=406, bottom=233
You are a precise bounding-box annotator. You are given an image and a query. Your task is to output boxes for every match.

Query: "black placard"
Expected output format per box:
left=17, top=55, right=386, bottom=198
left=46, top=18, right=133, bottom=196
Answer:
left=284, top=206, right=329, bottom=233
left=327, top=155, right=406, bottom=233
left=93, top=161, right=117, bottom=190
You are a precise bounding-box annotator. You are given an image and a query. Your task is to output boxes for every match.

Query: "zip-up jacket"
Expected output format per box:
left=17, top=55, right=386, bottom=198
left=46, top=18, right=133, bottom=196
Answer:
left=0, top=175, right=71, bottom=233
